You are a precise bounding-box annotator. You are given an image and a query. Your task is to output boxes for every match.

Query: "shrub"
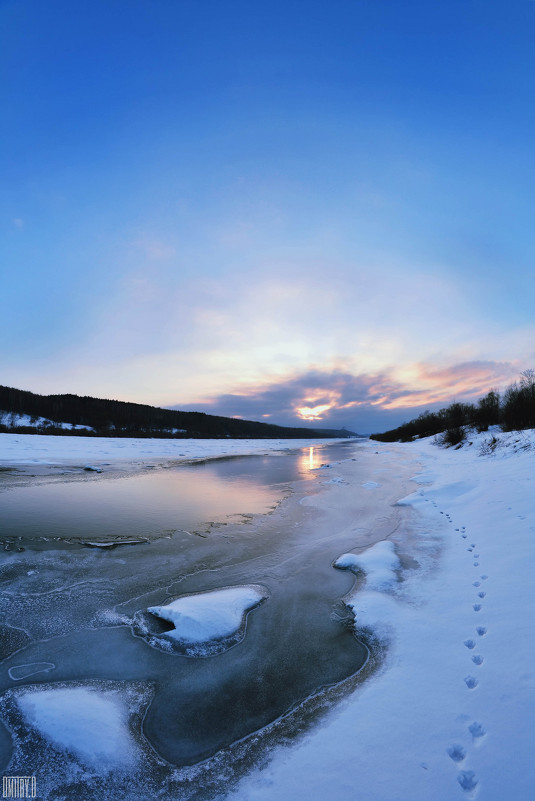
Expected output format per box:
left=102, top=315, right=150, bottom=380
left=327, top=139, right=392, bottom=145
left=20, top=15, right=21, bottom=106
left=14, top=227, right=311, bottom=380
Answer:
left=479, top=435, right=499, bottom=456
left=440, top=426, right=466, bottom=447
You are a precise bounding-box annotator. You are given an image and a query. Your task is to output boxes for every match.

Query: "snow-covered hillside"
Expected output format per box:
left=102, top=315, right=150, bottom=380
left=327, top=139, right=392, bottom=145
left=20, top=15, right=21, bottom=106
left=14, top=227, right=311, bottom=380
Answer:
left=0, top=410, right=94, bottom=432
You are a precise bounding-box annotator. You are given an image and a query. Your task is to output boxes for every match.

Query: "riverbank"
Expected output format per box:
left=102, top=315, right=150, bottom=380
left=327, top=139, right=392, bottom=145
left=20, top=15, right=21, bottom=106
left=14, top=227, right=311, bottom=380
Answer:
left=228, top=429, right=535, bottom=801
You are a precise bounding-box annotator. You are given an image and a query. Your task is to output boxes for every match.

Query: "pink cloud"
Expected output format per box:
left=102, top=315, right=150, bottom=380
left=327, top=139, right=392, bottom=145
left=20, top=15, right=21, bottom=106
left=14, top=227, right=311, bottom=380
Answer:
left=172, top=359, right=519, bottom=432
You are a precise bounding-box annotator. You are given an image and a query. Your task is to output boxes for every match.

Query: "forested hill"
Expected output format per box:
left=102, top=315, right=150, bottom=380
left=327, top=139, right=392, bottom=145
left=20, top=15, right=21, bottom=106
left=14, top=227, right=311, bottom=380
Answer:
left=0, top=385, right=359, bottom=439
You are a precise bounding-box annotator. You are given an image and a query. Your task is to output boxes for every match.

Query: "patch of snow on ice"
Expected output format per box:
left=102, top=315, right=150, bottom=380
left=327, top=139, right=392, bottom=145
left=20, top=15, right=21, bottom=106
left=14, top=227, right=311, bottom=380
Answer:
left=17, top=687, right=138, bottom=770
left=148, top=585, right=267, bottom=645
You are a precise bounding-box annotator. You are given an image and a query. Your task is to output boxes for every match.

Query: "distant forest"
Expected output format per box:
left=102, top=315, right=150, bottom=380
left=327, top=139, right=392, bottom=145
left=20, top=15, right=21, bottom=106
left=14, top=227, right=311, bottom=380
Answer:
left=371, top=370, right=535, bottom=444
left=0, top=385, right=358, bottom=440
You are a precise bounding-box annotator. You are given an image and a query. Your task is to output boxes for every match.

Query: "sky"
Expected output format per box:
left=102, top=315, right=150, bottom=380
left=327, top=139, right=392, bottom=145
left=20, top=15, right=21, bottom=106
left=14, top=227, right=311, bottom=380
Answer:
left=2, top=0, right=535, bottom=433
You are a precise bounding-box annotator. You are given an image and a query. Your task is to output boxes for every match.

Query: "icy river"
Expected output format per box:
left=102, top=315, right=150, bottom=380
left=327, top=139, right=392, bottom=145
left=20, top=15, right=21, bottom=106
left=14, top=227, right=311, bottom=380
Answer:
left=0, top=439, right=415, bottom=800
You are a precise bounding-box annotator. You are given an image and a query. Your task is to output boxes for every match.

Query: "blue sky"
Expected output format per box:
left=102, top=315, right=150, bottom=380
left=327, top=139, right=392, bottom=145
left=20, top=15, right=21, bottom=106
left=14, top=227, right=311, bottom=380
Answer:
left=2, top=0, right=535, bottom=432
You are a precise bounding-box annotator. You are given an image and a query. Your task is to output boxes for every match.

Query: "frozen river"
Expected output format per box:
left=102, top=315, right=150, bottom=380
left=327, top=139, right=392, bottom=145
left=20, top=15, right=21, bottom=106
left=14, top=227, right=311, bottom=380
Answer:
left=0, top=439, right=415, bottom=800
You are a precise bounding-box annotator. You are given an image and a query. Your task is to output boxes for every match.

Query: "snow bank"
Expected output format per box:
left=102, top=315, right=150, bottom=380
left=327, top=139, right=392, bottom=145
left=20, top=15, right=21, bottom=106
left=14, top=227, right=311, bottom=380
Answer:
left=148, top=586, right=267, bottom=645
left=334, top=540, right=400, bottom=592
left=17, top=686, right=138, bottom=770
left=334, top=541, right=401, bottom=649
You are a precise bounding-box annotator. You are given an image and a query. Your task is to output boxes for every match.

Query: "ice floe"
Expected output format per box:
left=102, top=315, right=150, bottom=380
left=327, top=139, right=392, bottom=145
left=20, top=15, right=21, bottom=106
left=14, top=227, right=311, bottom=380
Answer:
left=141, top=585, right=268, bottom=656
left=16, top=686, right=139, bottom=770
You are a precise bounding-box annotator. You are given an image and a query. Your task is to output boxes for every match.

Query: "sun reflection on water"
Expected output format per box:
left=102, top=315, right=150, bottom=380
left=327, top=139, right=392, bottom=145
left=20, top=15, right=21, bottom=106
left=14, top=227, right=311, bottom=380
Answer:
left=299, top=446, right=322, bottom=472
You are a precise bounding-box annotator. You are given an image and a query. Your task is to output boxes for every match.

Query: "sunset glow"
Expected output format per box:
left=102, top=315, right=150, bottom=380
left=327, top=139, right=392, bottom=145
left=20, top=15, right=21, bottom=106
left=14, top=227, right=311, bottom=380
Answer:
left=295, top=404, right=334, bottom=422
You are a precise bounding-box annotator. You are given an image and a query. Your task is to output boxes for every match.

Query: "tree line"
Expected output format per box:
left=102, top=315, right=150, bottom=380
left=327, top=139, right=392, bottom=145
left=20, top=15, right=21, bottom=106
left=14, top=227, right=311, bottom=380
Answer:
left=370, top=370, right=535, bottom=443
left=0, top=385, right=357, bottom=440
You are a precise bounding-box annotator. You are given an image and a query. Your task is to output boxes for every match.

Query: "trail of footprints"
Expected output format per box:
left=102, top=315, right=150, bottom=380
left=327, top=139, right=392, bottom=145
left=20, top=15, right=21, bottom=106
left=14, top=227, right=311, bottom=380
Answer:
left=422, top=491, right=488, bottom=795
left=451, top=517, right=488, bottom=794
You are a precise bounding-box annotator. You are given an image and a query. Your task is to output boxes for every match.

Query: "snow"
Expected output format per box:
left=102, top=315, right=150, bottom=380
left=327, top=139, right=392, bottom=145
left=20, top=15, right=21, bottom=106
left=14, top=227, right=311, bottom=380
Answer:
left=228, top=429, right=535, bottom=801
left=148, top=585, right=266, bottom=644
left=0, top=410, right=94, bottom=431
left=334, top=540, right=400, bottom=592
left=0, top=432, right=344, bottom=468
left=17, top=686, right=138, bottom=770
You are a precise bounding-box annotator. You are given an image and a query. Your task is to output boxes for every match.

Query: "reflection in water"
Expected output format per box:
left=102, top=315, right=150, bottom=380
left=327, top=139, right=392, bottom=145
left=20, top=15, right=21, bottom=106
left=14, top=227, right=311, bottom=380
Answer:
left=1, top=444, right=348, bottom=544
left=0, top=454, right=306, bottom=542
left=301, top=445, right=322, bottom=473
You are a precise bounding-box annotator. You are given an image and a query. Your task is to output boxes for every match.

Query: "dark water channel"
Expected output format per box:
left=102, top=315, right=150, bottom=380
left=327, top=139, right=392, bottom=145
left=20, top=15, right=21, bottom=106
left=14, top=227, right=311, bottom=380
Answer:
left=0, top=441, right=368, bottom=781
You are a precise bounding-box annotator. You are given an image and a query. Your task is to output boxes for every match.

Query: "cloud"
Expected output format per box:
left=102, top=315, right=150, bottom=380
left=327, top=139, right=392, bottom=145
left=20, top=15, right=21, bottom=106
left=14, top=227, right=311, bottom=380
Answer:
left=378, top=360, right=518, bottom=409
left=84, top=257, right=513, bottom=383
left=172, top=359, right=518, bottom=433
left=30, top=252, right=535, bottom=424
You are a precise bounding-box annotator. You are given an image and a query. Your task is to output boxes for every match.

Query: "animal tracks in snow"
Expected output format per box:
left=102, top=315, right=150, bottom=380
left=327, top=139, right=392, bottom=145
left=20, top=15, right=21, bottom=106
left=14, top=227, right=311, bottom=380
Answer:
left=458, top=771, right=478, bottom=792
left=424, top=498, right=490, bottom=795
left=447, top=744, right=466, bottom=763
left=457, top=520, right=488, bottom=792
left=464, top=675, right=479, bottom=690
left=468, top=721, right=486, bottom=740
left=414, top=486, right=494, bottom=796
